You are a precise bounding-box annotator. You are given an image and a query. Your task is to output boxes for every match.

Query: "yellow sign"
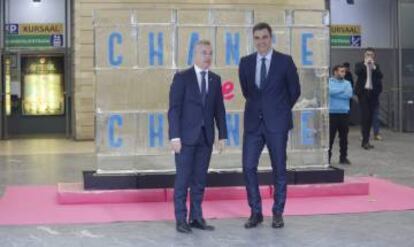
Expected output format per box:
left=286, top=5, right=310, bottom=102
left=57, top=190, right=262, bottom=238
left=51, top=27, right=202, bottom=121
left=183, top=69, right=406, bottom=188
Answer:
left=20, top=23, right=64, bottom=35
left=330, top=25, right=361, bottom=35
left=331, top=25, right=361, bottom=47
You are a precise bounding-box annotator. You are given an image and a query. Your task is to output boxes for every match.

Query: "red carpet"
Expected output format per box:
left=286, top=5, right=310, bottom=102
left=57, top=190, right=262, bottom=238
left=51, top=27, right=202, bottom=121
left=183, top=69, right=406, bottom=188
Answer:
left=57, top=177, right=369, bottom=204
left=0, top=177, right=413, bottom=225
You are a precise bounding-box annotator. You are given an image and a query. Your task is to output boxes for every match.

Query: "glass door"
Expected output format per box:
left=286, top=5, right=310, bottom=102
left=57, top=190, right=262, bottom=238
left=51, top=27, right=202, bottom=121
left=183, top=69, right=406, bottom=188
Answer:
left=1, top=53, right=67, bottom=138
left=399, top=0, right=414, bottom=131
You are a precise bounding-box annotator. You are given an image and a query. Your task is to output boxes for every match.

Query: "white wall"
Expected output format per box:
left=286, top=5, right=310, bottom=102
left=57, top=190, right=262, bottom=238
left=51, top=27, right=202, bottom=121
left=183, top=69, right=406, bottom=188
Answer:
left=330, top=0, right=396, bottom=48
left=6, top=0, right=66, bottom=24
left=5, top=0, right=67, bottom=47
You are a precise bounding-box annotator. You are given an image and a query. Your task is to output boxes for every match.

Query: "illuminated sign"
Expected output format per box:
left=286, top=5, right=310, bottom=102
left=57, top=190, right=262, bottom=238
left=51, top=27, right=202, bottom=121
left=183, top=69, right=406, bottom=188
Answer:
left=5, top=23, right=65, bottom=48
left=22, top=57, right=65, bottom=116
left=330, top=24, right=361, bottom=47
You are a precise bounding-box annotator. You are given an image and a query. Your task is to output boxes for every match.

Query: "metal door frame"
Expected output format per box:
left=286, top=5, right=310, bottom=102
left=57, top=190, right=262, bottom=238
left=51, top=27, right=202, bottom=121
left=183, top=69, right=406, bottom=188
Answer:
left=1, top=52, right=20, bottom=139
left=0, top=0, right=5, bottom=138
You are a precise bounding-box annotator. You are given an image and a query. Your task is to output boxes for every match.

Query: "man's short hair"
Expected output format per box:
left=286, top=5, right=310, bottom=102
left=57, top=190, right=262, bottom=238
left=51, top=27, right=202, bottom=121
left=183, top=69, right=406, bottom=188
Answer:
left=252, top=22, right=272, bottom=36
left=332, top=64, right=345, bottom=73
left=194, top=40, right=212, bottom=57
left=343, top=62, right=350, bottom=68
left=196, top=40, right=211, bottom=47
left=365, top=47, right=375, bottom=53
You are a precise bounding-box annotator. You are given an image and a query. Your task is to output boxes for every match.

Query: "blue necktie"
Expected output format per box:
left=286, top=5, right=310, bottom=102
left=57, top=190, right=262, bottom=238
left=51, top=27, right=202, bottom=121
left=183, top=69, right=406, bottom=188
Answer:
left=260, top=57, right=267, bottom=89
left=200, top=71, right=207, bottom=105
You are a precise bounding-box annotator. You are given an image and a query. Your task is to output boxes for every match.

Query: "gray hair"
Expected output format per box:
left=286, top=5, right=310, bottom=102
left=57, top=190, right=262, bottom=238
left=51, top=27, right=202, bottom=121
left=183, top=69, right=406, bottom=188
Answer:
left=196, top=39, right=212, bottom=47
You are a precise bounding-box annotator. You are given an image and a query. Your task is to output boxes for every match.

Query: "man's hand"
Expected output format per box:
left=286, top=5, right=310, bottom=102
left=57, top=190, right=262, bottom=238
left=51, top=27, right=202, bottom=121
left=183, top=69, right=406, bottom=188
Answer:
left=170, top=139, right=182, bottom=154
left=364, top=58, right=376, bottom=69
left=216, top=139, right=226, bottom=154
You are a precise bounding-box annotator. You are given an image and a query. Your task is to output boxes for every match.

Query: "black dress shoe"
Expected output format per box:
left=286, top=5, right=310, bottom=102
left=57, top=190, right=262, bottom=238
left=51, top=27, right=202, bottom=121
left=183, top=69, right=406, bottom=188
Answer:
left=189, top=219, right=215, bottom=231
left=339, top=158, right=351, bottom=165
left=176, top=221, right=192, bottom=233
left=361, top=143, right=374, bottom=150
left=272, top=214, right=284, bottom=228
left=244, top=213, right=263, bottom=229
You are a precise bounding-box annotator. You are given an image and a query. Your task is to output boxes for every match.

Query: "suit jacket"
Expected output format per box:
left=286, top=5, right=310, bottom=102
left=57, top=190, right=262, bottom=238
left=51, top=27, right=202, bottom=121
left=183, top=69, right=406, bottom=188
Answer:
left=354, top=61, right=383, bottom=104
left=238, top=50, right=301, bottom=133
left=168, top=66, right=227, bottom=146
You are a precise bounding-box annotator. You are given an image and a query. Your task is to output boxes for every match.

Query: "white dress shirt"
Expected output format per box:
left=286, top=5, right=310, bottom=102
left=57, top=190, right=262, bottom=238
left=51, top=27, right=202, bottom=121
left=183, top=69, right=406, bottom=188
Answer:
left=364, top=63, right=376, bottom=90
left=255, top=49, right=272, bottom=88
left=194, top=64, right=209, bottom=93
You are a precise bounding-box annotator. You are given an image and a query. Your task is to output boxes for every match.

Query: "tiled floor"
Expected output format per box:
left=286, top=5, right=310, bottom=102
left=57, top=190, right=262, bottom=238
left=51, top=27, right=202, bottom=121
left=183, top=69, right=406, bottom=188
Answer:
left=0, top=127, right=413, bottom=246
left=0, top=137, right=94, bottom=156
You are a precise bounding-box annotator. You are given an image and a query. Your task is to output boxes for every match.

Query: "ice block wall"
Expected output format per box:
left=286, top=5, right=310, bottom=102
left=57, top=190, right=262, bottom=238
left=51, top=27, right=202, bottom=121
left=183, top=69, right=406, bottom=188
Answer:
left=94, top=9, right=330, bottom=172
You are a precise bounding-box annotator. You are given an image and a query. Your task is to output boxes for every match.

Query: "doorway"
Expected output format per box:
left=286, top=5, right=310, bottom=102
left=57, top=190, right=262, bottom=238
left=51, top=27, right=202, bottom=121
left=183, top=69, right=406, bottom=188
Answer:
left=1, top=52, right=69, bottom=138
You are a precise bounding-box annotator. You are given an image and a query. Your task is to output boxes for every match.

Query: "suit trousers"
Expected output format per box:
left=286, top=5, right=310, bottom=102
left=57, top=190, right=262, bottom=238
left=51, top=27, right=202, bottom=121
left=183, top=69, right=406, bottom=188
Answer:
left=242, top=120, right=288, bottom=215
left=174, top=128, right=213, bottom=222
left=359, top=90, right=376, bottom=145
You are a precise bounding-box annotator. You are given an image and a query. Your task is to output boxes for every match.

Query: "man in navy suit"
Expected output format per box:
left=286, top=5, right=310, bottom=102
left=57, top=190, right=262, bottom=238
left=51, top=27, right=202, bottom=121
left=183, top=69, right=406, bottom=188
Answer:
left=168, top=40, right=227, bottom=233
left=238, top=23, right=301, bottom=229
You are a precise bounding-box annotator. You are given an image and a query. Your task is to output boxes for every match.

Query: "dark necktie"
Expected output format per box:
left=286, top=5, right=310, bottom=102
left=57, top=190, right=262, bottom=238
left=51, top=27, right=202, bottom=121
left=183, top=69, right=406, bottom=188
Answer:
left=200, top=71, right=207, bottom=105
left=260, top=57, right=267, bottom=89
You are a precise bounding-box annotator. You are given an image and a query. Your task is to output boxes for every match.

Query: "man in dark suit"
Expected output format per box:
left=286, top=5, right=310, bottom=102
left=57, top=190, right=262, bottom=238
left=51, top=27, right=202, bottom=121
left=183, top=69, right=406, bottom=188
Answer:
left=238, top=23, right=301, bottom=229
left=168, top=40, right=227, bottom=233
left=354, top=48, right=383, bottom=150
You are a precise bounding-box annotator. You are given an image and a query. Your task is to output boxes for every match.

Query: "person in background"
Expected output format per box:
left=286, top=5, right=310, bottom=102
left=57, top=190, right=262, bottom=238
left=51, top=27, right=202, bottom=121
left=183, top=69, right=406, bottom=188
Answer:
left=372, top=101, right=383, bottom=141
left=343, top=62, right=355, bottom=126
left=354, top=48, right=383, bottom=150
left=343, top=62, right=354, bottom=88
left=328, top=65, right=353, bottom=165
